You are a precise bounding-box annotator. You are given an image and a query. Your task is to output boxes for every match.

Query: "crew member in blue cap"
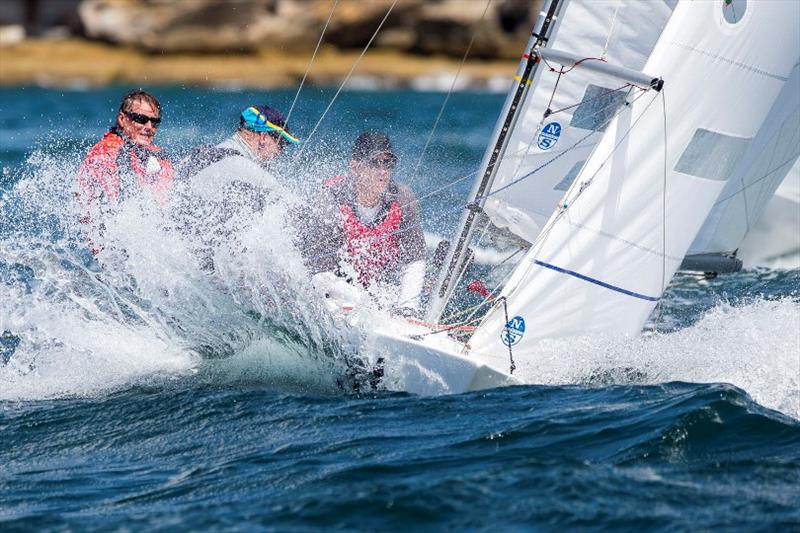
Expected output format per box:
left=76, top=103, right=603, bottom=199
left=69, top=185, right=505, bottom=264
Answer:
left=178, top=104, right=301, bottom=179
left=172, top=104, right=301, bottom=271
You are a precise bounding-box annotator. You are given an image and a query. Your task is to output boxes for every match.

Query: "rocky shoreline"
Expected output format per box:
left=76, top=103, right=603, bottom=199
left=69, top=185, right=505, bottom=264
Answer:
left=1, top=37, right=519, bottom=91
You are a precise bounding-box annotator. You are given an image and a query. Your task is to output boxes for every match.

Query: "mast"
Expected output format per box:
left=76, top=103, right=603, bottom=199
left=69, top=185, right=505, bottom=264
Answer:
left=426, top=0, right=564, bottom=322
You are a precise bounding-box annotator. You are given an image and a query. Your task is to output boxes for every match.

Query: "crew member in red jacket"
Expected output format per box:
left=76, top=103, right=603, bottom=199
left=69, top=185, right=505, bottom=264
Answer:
left=304, top=132, right=426, bottom=315
left=76, top=90, right=174, bottom=253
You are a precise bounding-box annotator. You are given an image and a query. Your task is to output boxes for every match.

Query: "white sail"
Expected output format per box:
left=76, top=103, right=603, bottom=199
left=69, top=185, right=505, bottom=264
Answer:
left=482, top=0, right=676, bottom=244
left=687, top=62, right=800, bottom=262
left=469, top=0, right=800, bottom=372
left=737, top=164, right=800, bottom=268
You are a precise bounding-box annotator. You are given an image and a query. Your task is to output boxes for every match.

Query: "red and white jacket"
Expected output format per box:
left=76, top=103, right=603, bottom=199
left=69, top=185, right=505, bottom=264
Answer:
left=307, top=174, right=424, bottom=288
left=76, top=128, right=174, bottom=253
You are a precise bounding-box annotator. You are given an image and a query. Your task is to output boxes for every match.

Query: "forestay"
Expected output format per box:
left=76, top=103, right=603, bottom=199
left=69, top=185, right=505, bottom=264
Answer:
left=469, top=0, right=800, bottom=372
left=482, top=0, right=676, bottom=244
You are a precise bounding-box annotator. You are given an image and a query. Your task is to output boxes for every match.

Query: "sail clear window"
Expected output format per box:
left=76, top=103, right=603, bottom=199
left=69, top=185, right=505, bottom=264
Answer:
left=569, top=84, right=628, bottom=132
left=674, top=128, right=751, bottom=181
left=553, top=160, right=586, bottom=191
left=723, top=0, right=746, bottom=24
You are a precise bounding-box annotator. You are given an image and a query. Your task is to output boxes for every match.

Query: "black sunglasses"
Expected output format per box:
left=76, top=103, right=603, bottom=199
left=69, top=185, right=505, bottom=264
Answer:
left=367, top=156, right=396, bottom=170
left=124, top=110, right=161, bottom=127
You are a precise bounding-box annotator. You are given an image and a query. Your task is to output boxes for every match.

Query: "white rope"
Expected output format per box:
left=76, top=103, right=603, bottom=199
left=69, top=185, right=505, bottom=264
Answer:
left=408, top=0, right=493, bottom=185
left=293, top=0, right=399, bottom=162
left=285, top=0, right=339, bottom=130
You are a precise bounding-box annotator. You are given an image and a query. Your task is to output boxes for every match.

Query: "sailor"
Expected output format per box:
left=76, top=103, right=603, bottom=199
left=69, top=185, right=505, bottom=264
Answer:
left=304, top=132, right=426, bottom=315
left=172, top=104, right=301, bottom=271
left=76, top=89, right=174, bottom=254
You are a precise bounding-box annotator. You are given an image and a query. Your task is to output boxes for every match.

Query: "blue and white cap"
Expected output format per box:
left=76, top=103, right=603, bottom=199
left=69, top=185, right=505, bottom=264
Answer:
left=240, top=105, right=301, bottom=144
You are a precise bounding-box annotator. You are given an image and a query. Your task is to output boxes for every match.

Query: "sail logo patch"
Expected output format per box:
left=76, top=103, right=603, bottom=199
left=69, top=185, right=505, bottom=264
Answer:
left=537, top=122, right=561, bottom=150
left=501, top=316, right=526, bottom=347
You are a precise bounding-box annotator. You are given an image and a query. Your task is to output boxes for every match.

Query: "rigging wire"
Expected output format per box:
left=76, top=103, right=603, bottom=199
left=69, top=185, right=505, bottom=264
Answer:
left=412, top=74, right=642, bottom=221
left=504, top=76, right=631, bottom=201
left=654, top=88, right=668, bottom=331
left=407, top=0, right=493, bottom=186
left=482, top=87, right=649, bottom=202
left=601, top=3, right=620, bottom=57
left=295, top=82, right=660, bottom=330
left=469, top=88, right=659, bottom=328
left=712, top=153, right=798, bottom=206
left=284, top=0, right=339, bottom=130
left=348, top=87, right=645, bottom=314
left=293, top=0, right=399, bottom=162
left=546, top=83, right=630, bottom=117
left=440, top=246, right=524, bottom=325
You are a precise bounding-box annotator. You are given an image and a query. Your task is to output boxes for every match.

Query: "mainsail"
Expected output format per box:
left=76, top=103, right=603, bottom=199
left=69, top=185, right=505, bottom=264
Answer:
left=466, top=0, right=800, bottom=372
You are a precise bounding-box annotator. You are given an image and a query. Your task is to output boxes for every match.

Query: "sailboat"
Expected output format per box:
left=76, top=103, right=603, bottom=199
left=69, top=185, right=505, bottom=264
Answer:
left=336, top=0, right=800, bottom=394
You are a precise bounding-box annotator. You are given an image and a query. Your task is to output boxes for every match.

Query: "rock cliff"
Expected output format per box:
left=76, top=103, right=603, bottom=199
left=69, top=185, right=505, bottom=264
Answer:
left=78, top=0, right=541, bottom=58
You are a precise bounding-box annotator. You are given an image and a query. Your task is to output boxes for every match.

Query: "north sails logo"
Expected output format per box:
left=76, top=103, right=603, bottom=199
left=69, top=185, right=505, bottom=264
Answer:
left=501, top=315, right=526, bottom=347
left=537, top=122, right=561, bottom=150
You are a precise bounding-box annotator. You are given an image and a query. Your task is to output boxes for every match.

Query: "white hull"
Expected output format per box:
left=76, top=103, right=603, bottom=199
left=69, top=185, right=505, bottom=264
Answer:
left=364, top=319, right=518, bottom=395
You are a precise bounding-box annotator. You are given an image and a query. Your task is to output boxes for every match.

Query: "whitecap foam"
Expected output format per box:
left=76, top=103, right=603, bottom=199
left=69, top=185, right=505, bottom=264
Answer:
left=519, top=298, right=800, bottom=419
left=1, top=149, right=359, bottom=401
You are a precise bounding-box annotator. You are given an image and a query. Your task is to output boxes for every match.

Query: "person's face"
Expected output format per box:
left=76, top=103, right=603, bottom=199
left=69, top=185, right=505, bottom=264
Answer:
left=117, top=99, right=160, bottom=146
left=253, top=133, right=283, bottom=162
left=351, top=155, right=394, bottom=207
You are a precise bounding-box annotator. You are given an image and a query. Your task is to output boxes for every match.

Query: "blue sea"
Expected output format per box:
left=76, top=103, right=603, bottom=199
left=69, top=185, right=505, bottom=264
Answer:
left=1, top=86, right=799, bottom=530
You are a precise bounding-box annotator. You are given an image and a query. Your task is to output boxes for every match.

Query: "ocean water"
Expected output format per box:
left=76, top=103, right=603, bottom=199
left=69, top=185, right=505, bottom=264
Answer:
left=1, top=86, right=799, bottom=530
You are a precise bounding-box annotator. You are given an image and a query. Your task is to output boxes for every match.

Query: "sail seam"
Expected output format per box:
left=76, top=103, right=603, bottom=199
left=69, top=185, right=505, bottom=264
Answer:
left=668, top=41, right=789, bottom=82
left=533, top=260, right=659, bottom=301
left=562, top=220, right=684, bottom=262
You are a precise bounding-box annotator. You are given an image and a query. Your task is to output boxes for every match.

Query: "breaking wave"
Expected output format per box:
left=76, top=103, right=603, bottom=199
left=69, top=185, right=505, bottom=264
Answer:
left=522, top=296, right=800, bottom=419
left=0, top=149, right=367, bottom=401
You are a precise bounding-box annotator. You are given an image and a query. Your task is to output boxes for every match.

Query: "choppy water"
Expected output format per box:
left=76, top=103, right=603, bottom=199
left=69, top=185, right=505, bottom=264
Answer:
left=1, top=87, right=799, bottom=530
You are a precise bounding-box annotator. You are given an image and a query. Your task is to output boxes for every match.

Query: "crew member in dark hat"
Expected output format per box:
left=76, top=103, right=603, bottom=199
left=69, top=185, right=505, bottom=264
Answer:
left=304, top=131, right=426, bottom=315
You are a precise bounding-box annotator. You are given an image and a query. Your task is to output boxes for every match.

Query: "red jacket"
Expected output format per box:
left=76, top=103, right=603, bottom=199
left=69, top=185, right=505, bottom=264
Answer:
left=77, top=130, right=174, bottom=252
left=339, top=200, right=403, bottom=286
left=305, top=174, right=425, bottom=287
